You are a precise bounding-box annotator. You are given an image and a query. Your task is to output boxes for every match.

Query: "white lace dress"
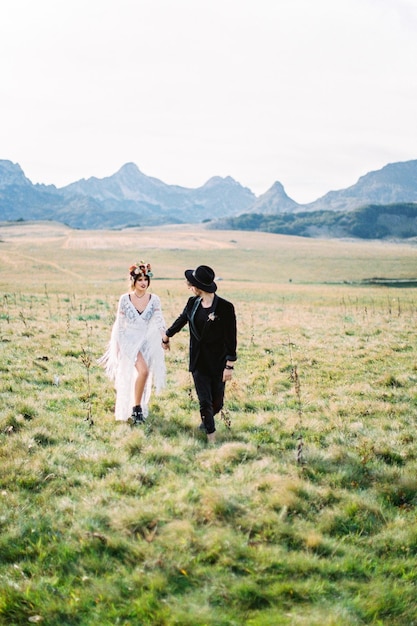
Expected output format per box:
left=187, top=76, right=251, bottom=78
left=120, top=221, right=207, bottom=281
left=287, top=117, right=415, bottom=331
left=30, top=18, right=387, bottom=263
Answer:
left=99, top=293, right=166, bottom=421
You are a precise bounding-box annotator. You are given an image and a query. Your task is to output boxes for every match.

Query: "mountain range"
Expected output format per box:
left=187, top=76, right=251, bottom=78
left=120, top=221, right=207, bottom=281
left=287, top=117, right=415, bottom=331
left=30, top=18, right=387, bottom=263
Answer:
left=1, top=159, right=417, bottom=236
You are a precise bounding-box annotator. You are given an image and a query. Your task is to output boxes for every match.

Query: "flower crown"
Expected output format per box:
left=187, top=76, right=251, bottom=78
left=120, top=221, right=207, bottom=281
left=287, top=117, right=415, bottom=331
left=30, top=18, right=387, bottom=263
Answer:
left=129, top=261, right=153, bottom=278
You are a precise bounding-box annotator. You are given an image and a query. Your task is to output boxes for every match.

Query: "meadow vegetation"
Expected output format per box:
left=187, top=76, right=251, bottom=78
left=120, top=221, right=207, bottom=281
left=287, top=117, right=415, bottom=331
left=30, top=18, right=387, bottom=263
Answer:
left=1, top=222, right=417, bottom=625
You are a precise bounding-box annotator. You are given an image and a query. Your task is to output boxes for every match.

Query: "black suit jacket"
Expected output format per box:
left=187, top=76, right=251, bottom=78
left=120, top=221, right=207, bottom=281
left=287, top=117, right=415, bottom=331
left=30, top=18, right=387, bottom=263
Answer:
left=166, top=294, right=237, bottom=373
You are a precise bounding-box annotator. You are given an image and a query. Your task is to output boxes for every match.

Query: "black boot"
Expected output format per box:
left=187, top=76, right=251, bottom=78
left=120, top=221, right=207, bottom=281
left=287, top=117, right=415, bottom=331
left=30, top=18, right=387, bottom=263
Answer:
left=128, top=405, right=144, bottom=425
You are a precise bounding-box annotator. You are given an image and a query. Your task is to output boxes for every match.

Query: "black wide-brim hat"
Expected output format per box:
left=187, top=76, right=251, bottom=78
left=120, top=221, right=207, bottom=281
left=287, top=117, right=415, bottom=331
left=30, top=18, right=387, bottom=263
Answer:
left=185, top=265, right=217, bottom=293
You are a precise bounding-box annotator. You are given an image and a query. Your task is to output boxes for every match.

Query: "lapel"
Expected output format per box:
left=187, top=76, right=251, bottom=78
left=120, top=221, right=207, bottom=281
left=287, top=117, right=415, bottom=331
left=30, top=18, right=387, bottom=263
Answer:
left=189, top=297, right=202, bottom=341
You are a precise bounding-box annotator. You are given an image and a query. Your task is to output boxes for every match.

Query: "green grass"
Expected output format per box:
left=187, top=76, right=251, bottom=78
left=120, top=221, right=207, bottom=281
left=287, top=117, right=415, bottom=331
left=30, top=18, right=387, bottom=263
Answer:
left=0, top=223, right=417, bottom=624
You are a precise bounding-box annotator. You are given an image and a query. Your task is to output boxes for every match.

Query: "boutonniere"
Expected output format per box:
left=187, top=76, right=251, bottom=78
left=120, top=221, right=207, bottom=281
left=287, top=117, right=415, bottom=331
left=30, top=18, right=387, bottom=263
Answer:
left=207, top=312, right=218, bottom=322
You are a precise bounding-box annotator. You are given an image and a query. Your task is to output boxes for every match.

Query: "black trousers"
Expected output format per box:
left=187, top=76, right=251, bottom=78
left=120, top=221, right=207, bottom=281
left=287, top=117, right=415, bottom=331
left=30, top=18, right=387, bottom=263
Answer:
left=192, top=370, right=225, bottom=434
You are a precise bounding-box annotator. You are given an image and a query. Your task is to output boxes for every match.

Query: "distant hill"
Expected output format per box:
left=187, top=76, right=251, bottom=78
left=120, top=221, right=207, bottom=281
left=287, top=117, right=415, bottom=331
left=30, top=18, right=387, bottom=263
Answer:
left=211, top=203, right=417, bottom=240
left=301, top=160, right=417, bottom=212
left=1, top=158, right=417, bottom=236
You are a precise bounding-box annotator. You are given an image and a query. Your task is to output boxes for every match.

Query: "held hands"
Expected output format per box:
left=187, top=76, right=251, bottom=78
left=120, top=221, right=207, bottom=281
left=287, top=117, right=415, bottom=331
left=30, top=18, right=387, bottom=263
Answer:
left=223, top=363, right=234, bottom=382
left=162, top=335, right=170, bottom=351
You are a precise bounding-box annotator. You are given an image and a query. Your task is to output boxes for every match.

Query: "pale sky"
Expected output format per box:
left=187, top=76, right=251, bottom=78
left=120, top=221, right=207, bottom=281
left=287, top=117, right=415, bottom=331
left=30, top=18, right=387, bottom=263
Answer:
left=1, top=0, right=417, bottom=204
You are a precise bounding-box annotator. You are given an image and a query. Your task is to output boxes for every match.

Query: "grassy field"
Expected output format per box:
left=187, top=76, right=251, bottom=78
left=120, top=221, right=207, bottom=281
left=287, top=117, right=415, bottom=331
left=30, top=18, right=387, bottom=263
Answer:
left=1, top=221, right=417, bottom=625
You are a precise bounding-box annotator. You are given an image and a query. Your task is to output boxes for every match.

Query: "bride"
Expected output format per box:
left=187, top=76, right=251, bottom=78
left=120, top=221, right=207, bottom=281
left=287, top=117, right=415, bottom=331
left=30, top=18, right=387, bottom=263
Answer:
left=99, top=261, right=167, bottom=424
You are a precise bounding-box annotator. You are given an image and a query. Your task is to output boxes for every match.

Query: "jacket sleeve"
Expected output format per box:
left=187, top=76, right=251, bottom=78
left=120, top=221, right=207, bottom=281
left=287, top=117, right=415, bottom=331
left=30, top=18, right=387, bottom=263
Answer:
left=224, top=301, right=237, bottom=362
left=165, top=297, right=193, bottom=337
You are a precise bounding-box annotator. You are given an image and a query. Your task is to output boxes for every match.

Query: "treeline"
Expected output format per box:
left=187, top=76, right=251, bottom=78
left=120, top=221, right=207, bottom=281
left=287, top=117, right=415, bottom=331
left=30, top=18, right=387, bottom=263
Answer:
left=209, top=203, right=417, bottom=239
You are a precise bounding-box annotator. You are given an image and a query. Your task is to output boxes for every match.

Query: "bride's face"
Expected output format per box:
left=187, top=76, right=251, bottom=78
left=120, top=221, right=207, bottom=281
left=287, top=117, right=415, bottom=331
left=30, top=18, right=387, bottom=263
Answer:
left=134, top=274, right=149, bottom=291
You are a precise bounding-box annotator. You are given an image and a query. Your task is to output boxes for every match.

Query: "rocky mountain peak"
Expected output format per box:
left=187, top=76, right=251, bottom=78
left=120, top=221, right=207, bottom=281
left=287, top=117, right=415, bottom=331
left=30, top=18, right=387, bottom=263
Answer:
left=201, top=175, right=242, bottom=189
left=249, top=180, right=299, bottom=214
left=0, top=160, right=32, bottom=188
left=304, top=159, right=417, bottom=212
left=358, top=159, right=417, bottom=185
left=114, top=162, right=147, bottom=182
